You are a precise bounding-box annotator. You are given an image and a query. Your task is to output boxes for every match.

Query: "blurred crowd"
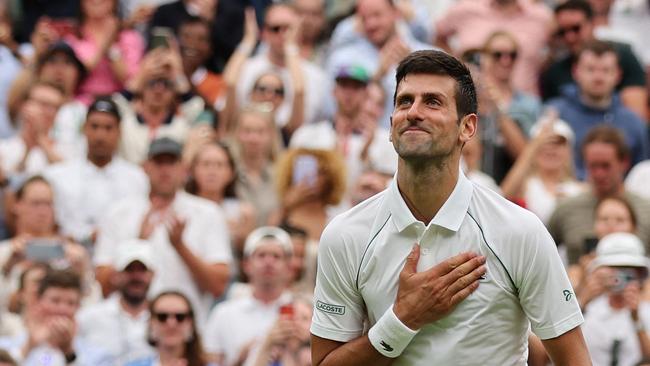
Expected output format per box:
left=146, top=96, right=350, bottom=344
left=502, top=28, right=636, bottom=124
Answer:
left=0, top=0, right=648, bottom=365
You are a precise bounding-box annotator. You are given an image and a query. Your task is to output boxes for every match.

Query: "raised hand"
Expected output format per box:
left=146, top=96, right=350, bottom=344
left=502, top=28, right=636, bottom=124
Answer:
left=393, top=245, right=486, bottom=330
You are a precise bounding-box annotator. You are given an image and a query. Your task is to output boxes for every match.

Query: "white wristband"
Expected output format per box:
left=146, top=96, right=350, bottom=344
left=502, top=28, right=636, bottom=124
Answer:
left=368, top=306, right=419, bottom=358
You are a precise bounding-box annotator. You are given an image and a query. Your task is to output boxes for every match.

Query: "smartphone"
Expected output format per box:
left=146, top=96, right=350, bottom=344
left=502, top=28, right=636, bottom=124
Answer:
left=150, top=27, right=174, bottom=49
left=279, top=304, right=294, bottom=319
left=583, top=237, right=599, bottom=254
left=25, top=239, right=65, bottom=262
left=292, top=155, right=319, bottom=187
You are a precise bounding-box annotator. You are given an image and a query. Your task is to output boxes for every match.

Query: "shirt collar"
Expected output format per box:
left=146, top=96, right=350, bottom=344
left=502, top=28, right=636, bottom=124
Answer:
left=387, top=169, right=473, bottom=233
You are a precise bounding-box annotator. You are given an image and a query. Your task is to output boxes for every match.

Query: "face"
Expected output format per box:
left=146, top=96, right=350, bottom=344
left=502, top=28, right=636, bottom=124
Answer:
left=192, top=144, right=234, bottom=195
left=236, top=113, right=273, bottom=158
left=359, top=82, right=386, bottom=124
left=555, top=10, right=592, bottom=54
left=23, top=85, right=64, bottom=132
left=81, top=0, right=115, bottom=19
left=244, top=240, right=291, bottom=287
left=594, top=198, right=635, bottom=239
left=117, top=261, right=153, bottom=305
left=250, top=74, right=284, bottom=110
left=289, top=235, right=306, bottom=282
left=38, top=287, right=81, bottom=319
left=40, top=53, right=80, bottom=96
left=15, top=181, right=56, bottom=233
left=357, top=0, right=397, bottom=47
left=481, top=35, right=518, bottom=81
left=391, top=73, right=476, bottom=164
left=84, top=111, right=120, bottom=161
left=583, top=142, right=627, bottom=197
left=574, top=51, right=620, bottom=100
left=142, top=78, right=176, bottom=110
left=263, top=5, right=299, bottom=57
left=178, top=22, right=211, bottom=69
left=151, top=294, right=193, bottom=348
left=294, top=0, right=325, bottom=41
left=334, top=79, right=368, bottom=118
left=535, top=135, right=571, bottom=172
left=351, top=171, right=391, bottom=205
left=144, top=155, right=185, bottom=197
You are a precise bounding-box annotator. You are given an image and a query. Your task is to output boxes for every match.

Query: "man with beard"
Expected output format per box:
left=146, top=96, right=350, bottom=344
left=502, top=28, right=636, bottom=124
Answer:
left=77, top=240, right=155, bottom=363
left=44, top=96, right=148, bottom=244
left=310, top=50, right=590, bottom=365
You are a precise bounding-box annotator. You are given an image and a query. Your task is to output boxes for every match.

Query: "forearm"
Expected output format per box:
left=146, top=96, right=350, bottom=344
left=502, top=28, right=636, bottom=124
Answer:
left=497, top=113, right=527, bottom=158
left=315, top=335, right=394, bottom=366
left=499, top=143, right=536, bottom=199
left=620, top=87, right=648, bottom=121
left=109, top=57, right=129, bottom=83
left=637, top=329, right=650, bottom=358
left=284, top=47, right=305, bottom=135
left=175, top=243, right=229, bottom=297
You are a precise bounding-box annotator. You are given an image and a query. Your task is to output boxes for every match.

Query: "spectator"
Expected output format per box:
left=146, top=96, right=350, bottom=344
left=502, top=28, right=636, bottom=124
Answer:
left=116, top=47, right=204, bottom=163
left=4, top=263, right=48, bottom=320
left=95, top=137, right=232, bottom=325
left=177, top=16, right=223, bottom=107
left=279, top=223, right=310, bottom=294
left=0, top=269, right=113, bottom=365
left=501, top=117, right=585, bottom=224
left=231, top=104, right=281, bottom=226
left=204, top=227, right=293, bottom=366
left=272, top=148, right=346, bottom=242
left=294, top=0, right=328, bottom=66
left=44, top=96, right=148, bottom=244
left=127, top=291, right=212, bottom=366
left=235, top=3, right=330, bottom=129
left=0, top=4, right=25, bottom=138
left=460, top=131, right=501, bottom=194
left=546, top=40, right=648, bottom=179
left=626, top=159, right=650, bottom=200
left=249, top=295, right=313, bottom=366
left=347, top=166, right=393, bottom=206
left=327, top=0, right=431, bottom=128
left=290, top=66, right=396, bottom=194
left=0, top=177, right=91, bottom=303
left=77, top=241, right=155, bottom=363
left=17, top=1, right=79, bottom=44
left=578, top=233, right=650, bottom=365
left=220, top=8, right=305, bottom=140
left=147, top=0, right=245, bottom=73
left=435, top=0, right=552, bottom=95
left=540, top=0, right=647, bottom=119
left=547, top=125, right=650, bottom=264
left=7, top=41, right=87, bottom=155
left=0, top=81, right=65, bottom=176
left=0, top=350, right=15, bottom=366
left=475, top=31, right=542, bottom=183
left=185, top=142, right=256, bottom=263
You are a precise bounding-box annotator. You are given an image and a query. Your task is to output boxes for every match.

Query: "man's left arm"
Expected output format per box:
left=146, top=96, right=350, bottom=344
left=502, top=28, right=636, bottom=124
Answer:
left=541, top=326, right=591, bottom=366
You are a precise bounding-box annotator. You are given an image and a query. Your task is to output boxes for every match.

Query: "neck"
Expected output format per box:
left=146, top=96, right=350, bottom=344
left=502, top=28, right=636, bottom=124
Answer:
left=150, top=191, right=176, bottom=205
left=252, top=284, right=285, bottom=304
left=119, top=296, right=148, bottom=318
left=538, top=167, right=564, bottom=183
left=241, top=152, right=267, bottom=173
left=580, top=92, right=612, bottom=109
left=608, top=293, right=625, bottom=309
left=268, top=51, right=285, bottom=67
left=593, top=183, right=624, bottom=200
left=87, top=153, right=113, bottom=168
left=334, top=114, right=355, bottom=136
left=158, top=343, right=185, bottom=363
left=396, top=157, right=459, bottom=224
left=198, top=189, right=224, bottom=203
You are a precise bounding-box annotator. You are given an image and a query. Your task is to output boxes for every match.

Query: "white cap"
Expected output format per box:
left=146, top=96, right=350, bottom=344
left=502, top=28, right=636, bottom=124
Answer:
left=243, top=226, right=293, bottom=257
left=289, top=121, right=336, bottom=150
left=591, top=232, right=649, bottom=270
left=115, top=239, right=156, bottom=272
left=530, top=118, right=575, bottom=145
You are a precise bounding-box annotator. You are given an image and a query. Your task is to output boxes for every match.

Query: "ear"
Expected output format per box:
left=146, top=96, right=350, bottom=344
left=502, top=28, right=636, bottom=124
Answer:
left=459, top=113, right=478, bottom=144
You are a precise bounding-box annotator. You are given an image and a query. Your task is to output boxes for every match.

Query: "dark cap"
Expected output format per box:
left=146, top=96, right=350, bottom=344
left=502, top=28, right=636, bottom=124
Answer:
left=87, top=96, right=121, bottom=121
left=148, top=137, right=182, bottom=159
left=335, top=65, right=370, bottom=84
left=39, top=41, right=87, bottom=81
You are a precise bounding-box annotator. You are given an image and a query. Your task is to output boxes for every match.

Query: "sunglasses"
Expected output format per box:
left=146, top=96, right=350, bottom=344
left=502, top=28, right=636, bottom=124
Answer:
left=489, top=50, right=518, bottom=61
left=265, top=24, right=290, bottom=33
left=146, top=78, right=174, bottom=89
left=253, top=84, right=285, bottom=97
left=556, top=24, right=582, bottom=38
left=154, top=312, right=191, bottom=323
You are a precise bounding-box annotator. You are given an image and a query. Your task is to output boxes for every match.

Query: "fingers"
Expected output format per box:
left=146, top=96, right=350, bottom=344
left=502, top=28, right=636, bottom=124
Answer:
left=431, top=251, right=481, bottom=278
left=400, top=244, right=420, bottom=279
left=444, top=258, right=486, bottom=296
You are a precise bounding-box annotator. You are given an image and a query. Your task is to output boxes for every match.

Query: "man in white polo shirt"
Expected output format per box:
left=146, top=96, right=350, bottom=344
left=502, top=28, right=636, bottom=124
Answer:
left=310, top=50, right=591, bottom=365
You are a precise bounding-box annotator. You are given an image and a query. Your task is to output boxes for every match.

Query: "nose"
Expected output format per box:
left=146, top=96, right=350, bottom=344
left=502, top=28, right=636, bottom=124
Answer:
left=405, top=100, right=425, bottom=122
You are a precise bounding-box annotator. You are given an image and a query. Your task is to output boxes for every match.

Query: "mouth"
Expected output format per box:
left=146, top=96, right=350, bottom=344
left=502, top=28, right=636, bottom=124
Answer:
left=401, top=126, right=429, bottom=135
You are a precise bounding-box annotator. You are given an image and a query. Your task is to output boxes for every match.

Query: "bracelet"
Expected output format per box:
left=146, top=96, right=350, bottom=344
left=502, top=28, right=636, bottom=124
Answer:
left=368, top=306, right=419, bottom=358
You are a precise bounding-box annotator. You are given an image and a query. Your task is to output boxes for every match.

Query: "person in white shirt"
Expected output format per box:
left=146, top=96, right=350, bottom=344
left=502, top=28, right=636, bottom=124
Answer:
left=94, top=137, right=231, bottom=325
left=310, top=50, right=590, bottom=365
left=204, top=226, right=293, bottom=366
left=578, top=232, right=650, bottom=366
left=44, top=96, right=148, bottom=244
left=0, top=81, right=65, bottom=177
left=77, top=240, right=156, bottom=364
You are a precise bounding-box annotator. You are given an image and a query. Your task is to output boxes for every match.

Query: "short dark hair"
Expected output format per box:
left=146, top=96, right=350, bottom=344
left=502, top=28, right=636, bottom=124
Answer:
left=577, top=39, right=618, bottom=61
left=581, top=124, right=630, bottom=161
left=0, top=349, right=17, bottom=366
left=554, top=0, right=593, bottom=20
left=394, top=50, right=477, bottom=120
left=37, top=269, right=82, bottom=298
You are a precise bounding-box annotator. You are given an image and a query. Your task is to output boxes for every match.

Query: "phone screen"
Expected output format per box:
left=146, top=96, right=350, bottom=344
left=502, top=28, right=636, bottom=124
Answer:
left=25, top=240, right=65, bottom=262
left=292, top=155, right=319, bottom=186
left=150, top=27, right=173, bottom=49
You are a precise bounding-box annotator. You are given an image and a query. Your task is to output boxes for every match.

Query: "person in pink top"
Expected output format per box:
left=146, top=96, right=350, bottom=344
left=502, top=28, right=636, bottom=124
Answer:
left=435, top=0, right=552, bottom=96
left=67, top=0, right=144, bottom=105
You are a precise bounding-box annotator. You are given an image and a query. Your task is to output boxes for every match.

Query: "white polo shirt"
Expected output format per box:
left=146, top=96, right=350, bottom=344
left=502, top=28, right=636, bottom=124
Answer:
left=311, top=172, right=584, bottom=365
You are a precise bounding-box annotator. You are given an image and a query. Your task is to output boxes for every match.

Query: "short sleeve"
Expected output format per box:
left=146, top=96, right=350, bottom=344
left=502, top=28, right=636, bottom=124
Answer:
left=616, top=44, right=646, bottom=88
left=514, top=217, right=584, bottom=340
left=310, top=222, right=366, bottom=342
